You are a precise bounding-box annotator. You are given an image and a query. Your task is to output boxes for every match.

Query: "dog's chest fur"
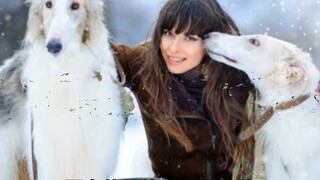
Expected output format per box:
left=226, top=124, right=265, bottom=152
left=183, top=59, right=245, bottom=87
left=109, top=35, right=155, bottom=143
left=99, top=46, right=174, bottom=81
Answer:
left=256, top=97, right=320, bottom=179
left=22, top=46, right=124, bottom=179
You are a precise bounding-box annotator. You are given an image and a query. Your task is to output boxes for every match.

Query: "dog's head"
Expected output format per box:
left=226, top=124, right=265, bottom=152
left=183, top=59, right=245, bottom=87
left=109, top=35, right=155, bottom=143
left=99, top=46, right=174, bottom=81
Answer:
left=25, top=0, right=106, bottom=57
left=204, top=32, right=320, bottom=102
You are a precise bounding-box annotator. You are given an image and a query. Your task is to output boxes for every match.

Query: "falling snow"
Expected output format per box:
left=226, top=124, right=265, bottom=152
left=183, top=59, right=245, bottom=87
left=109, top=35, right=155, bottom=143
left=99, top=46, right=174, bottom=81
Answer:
left=0, top=0, right=320, bottom=178
left=220, top=0, right=320, bottom=67
left=0, top=0, right=320, bottom=66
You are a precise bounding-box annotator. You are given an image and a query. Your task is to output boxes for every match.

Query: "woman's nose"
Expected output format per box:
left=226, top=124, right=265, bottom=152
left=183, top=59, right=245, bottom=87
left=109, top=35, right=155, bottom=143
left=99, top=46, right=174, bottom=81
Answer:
left=169, top=39, right=181, bottom=52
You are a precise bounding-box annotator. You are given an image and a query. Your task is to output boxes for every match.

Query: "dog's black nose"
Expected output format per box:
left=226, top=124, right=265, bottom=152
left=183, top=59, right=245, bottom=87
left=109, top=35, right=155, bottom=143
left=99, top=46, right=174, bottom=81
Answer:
left=47, top=40, right=62, bottom=56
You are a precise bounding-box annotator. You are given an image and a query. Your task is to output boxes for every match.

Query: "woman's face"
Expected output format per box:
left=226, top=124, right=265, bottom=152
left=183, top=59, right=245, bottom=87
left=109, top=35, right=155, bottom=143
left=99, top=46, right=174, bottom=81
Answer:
left=160, top=29, right=206, bottom=74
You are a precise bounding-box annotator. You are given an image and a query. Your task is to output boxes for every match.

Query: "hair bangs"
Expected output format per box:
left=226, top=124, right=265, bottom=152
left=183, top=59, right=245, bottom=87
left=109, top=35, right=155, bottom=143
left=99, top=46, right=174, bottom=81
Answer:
left=159, top=0, right=216, bottom=38
left=159, top=5, right=189, bottom=34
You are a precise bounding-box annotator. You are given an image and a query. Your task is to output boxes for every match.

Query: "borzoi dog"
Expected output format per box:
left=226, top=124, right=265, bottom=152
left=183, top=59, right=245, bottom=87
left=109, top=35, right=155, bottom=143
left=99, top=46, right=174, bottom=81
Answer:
left=0, top=0, right=125, bottom=179
left=204, top=33, right=320, bottom=180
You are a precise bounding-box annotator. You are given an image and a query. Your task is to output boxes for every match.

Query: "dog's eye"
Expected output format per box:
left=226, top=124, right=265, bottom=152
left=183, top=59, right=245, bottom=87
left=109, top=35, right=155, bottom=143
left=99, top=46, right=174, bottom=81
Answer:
left=71, top=2, right=80, bottom=10
left=45, top=1, right=53, bottom=9
left=249, top=38, right=260, bottom=47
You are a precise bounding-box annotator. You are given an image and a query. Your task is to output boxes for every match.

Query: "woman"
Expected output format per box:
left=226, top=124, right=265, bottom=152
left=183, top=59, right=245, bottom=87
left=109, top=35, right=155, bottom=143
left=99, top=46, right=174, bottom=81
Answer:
left=113, top=0, right=254, bottom=179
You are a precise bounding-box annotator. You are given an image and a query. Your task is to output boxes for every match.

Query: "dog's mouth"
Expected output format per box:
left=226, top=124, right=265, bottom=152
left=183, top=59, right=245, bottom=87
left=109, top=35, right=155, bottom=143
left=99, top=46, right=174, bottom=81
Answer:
left=207, top=49, right=237, bottom=64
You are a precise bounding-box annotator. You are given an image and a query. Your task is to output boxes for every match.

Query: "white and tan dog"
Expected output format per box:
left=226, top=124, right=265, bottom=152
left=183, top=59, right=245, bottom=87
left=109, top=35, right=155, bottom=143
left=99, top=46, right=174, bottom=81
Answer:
left=0, top=0, right=125, bottom=179
left=204, top=32, right=320, bottom=180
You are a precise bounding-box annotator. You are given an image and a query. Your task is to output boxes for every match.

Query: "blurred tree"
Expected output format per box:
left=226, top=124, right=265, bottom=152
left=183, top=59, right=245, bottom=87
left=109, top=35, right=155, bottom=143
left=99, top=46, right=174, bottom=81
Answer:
left=0, top=0, right=319, bottom=66
left=0, top=0, right=28, bottom=63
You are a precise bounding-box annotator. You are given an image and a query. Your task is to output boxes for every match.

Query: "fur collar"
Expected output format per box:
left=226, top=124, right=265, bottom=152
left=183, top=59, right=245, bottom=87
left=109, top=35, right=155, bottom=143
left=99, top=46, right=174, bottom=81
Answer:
left=171, top=60, right=209, bottom=113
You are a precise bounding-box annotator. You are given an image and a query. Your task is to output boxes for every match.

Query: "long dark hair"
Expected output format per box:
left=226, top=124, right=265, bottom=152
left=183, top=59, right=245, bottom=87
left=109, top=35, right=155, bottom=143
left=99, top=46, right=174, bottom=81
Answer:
left=140, top=0, right=253, bottom=166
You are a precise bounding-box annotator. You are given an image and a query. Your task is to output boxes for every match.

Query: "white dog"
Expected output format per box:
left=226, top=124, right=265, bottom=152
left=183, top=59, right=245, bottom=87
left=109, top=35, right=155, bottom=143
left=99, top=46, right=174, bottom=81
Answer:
left=0, top=0, right=125, bottom=179
left=204, top=32, right=320, bottom=180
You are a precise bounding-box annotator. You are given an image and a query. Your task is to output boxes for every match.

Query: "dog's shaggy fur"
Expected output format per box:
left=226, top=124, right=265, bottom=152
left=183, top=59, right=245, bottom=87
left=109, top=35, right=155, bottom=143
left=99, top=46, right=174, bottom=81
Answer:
left=0, top=0, right=125, bottom=179
left=204, top=33, right=320, bottom=180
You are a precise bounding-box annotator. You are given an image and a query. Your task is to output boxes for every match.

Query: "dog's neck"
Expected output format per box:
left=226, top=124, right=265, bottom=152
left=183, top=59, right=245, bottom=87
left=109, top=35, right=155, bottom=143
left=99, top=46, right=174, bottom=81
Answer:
left=240, top=93, right=311, bottom=140
left=254, top=79, right=320, bottom=107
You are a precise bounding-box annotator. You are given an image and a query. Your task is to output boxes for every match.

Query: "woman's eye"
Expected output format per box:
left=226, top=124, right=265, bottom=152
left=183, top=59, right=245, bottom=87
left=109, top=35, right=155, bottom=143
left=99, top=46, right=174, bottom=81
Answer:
left=249, top=38, right=260, bottom=47
left=186, top=36, right=198, bottom=41
left=45, top=1, right=53, bottom=8
left=163, top=30, right=173, bottom=36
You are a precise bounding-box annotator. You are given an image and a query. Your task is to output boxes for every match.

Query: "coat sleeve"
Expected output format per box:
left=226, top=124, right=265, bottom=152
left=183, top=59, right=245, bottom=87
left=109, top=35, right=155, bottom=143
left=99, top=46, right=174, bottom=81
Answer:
left=111, top=44, right=147, bottom=89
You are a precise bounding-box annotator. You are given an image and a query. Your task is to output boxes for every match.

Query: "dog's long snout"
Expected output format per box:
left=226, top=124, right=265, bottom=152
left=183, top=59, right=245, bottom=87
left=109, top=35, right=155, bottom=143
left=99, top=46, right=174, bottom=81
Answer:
left=203, top=33, right=219, bottom=49
left=47, top=40, right=62, bottom=56
left=204, top=32, right=221, bottom=40
left=203, top=33, right=210, bottom=39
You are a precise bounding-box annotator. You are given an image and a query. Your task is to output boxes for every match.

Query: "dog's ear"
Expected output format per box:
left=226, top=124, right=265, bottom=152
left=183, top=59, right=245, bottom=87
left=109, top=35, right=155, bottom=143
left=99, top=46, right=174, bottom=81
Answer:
left=24, top=1, right=45, bottom=42
left=285, top=62, right=306, bottom=91
left=82, top=0, right=106, bottom=45
left=82, top=26, right=90, bottom=43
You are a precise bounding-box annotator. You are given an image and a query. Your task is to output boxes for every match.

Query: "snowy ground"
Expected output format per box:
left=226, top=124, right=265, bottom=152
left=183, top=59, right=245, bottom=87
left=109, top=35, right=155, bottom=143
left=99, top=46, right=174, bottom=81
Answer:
left=111, top=93, right=154, bottom=179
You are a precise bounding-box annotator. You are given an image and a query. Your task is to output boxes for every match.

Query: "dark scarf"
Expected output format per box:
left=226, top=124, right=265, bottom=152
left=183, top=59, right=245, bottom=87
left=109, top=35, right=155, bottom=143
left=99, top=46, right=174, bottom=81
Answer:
left=173, top=60, right=209, bottom=112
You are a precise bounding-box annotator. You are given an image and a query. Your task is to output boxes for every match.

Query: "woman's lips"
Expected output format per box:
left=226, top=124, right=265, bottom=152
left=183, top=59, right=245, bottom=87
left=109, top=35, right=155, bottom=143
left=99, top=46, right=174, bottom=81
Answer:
left=167, top=55, right=186, bottom=63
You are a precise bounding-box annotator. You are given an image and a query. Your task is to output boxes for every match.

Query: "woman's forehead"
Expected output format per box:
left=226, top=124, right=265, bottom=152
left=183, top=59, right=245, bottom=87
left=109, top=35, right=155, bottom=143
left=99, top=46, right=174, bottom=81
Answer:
left=163, top=19, right=197, bottom=34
